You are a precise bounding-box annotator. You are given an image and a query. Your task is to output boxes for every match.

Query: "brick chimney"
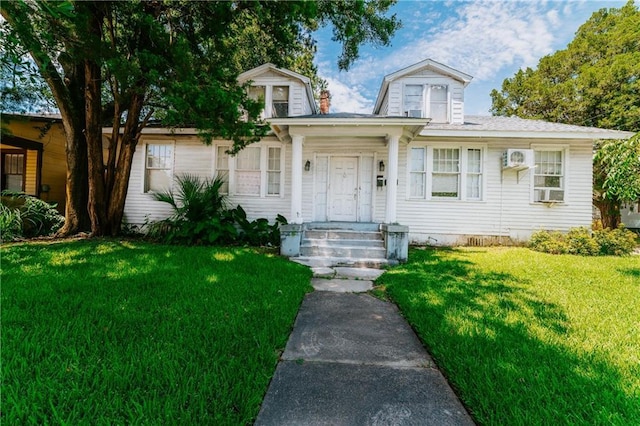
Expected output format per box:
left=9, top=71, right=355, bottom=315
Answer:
left=320, top=90, right=330, bottom=114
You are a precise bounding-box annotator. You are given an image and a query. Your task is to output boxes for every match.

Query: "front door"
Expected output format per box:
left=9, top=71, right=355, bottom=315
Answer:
left=329, top=157, right=358, bottom=221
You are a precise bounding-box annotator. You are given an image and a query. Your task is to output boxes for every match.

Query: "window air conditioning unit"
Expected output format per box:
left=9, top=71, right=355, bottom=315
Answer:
left=502, top=149, right=533, bottom=169
left=405, top=109, right=422, bottom=118
left=535, top=189, right=564, bottom=203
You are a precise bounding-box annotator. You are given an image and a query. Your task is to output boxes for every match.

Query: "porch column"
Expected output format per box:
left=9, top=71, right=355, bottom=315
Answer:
left=385, top=134, right=400, bottom=223
left=291, top=134, right=304, bottom=224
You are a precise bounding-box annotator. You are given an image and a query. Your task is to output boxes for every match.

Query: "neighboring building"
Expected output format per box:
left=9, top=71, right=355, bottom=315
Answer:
left=621, top=201, right=640, bottom=230
left=118, top=60, right=634, bottom=262
left=1, top=114, right=67, bottom=212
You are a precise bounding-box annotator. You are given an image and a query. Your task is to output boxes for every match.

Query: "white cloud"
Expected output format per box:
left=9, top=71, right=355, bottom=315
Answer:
left=324, top=77, right=375, bottom=113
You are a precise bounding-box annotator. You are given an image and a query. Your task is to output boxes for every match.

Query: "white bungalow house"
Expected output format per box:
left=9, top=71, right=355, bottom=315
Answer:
left=118, top=59, right=634, bottom=264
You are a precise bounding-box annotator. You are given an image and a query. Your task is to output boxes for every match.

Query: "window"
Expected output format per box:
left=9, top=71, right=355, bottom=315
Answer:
left=409, top=147, right=426, bottom=197
left=466, top=149, right=482, bottom=200
left=403, top=84, right=449, bottom=122
left=247, top=85, right=290, bottom=118
left=430, top=85, right=448, bottom=123
left=267, top=147, right=281, bottom=195
left=404, top=85, right=423, bottom=117
left=235, top=146, right=261, bottom=195
left=220, top=144, right=283, bottom=197
left=145, top=144, right=173, bottom=193
left=534, top=150, right=564, bottom=202
left=408, top=145, right=484, bottom=201
left=432, top=148, right=460, bottom=198
left=2, top=153, right=25, bottom=191
left=216, top=146, right=230, bottom=194
left=272, top=86, right=289, bottom=117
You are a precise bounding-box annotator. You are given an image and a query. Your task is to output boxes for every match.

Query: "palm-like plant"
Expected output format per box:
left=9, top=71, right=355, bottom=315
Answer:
left=152, top=174, right=228, bottom=222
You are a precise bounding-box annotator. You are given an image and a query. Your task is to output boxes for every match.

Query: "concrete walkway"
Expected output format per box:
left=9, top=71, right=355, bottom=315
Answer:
left=255, top=267, right=474, bottom=425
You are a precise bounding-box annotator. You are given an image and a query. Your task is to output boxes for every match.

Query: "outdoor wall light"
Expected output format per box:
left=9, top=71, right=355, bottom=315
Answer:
left=379, top=160, right=385, bottom=172
left=304, top=160, right=311, bottom=171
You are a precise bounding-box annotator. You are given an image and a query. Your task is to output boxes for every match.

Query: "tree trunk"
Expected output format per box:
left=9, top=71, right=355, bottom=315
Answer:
left=56, top=126, right=90, bottom=236
left=594, top=197, right=621, bottom=229
left=85, top=58, right=108, bottom=236
left=105, top=92, right=145, bottom=235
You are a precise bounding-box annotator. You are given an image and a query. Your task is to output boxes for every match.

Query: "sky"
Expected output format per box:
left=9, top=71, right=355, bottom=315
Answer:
left=313, top=0, right=630, bottom=115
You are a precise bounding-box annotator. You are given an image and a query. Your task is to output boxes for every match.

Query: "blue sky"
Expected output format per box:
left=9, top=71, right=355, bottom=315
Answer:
left=313, top=0, right=630, bottom=115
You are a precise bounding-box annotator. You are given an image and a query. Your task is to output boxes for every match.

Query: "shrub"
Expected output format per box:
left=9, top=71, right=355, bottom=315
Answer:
left=0, top=203, right=23, bottom=242
left=530, top=226, right=637, bottom=256
left=566, top=227, right=600, bottom=256
left=529, top=230, right=569, bottom=254
left=0, top=192, right=64, bottom=240
left=594, top=226, right=637, bottom=256
left=147, top=174, right=286, bottom=246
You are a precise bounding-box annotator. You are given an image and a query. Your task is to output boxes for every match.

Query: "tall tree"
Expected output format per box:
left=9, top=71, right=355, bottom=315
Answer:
left=490, top=0, right=640, bottom=227
left=1, top=0, right=400, bottom=236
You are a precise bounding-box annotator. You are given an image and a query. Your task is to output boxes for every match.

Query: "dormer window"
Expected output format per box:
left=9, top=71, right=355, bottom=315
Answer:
left=272, top=86, right=289, bottom=117
left=247, top=84, right=290, bottom=118
left=403, top=84, right=449, bottom=123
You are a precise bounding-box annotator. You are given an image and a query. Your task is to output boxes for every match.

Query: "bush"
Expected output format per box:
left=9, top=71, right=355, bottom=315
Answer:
left=530, top=226, right=637, bottom=256
left=529, top=230, right=569, bottom=254
left=1, top=192, right=64, bottom=241
left=594, top=226, right=637, bottom=256
left=566, top=227, right=600, bottom=256
left=147, top=174, right=287, bottom=246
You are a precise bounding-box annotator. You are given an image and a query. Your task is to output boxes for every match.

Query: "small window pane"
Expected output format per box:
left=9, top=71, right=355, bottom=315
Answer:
left=236, top=147, right=260, bottom=170
left=432, top=174, right=459, bottom=197
left=411, top=148, right=425, bottom=172
left=248, top=86, right=265, bottom=101
left=410, top=172, right=425, bottom=198
left=467, top=149, right=482, bottom=173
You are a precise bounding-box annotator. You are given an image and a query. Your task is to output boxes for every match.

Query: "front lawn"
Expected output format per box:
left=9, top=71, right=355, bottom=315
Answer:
left=379, top=247, right=640, bottom=425
left=1, top=239, right=312, bottom=425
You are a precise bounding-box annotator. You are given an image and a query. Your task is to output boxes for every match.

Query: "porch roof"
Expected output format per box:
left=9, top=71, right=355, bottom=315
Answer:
left=268, top=114, right=429, bottom=143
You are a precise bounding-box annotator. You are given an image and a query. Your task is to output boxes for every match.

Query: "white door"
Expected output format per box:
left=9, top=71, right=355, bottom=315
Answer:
left=329, top=157, right=358, bottom=221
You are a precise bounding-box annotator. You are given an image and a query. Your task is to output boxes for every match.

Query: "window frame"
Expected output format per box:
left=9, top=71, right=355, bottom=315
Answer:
left=248, top=83, right=293, bottom=118
left=143, top=141, right=175, bottom=194
left=407, top=143, right=486, bottom=201
left=402, top=83, right=450, bottom=123
left=214, top=142, right=285, bottom=198
left=530, top=145, right=568, bottom=204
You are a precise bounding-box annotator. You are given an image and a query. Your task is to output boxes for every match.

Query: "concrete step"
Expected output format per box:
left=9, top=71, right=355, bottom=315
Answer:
left=300, top=245, right=386, bottom=259
left=305, top=222, right=380, bottom=232
left=292, top=256, right=396, bottom=269
left=302, top=238, right=385, bottom=248
left=304, top=230, right=383, bottom=240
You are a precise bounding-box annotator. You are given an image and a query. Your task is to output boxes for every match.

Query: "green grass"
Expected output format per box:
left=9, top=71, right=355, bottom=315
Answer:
left=1, top=239, right=312, bottom=425
left=378, top=247, right=640, bottom=425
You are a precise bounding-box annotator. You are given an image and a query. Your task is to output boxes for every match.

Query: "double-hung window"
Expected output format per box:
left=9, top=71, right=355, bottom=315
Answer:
left=216, top=144, right=283, bottom=197
left=248, top=85, right=290, bottom=118
left=533, top=149, right=565, bottom=202
left=409, top=145, right=484, bottom=201
left=403, top=84, right=449, bottom=122
left=432, top=148, right=460, bottom=198
left=235, top=147, right=262, bottom=196
left=215, top=145, right=230, bottom=194
left=144, top=143, right=173, bottom=193
left=404, top=85, right=423, bottom=118
left=272, top=86, right=289, bottom=117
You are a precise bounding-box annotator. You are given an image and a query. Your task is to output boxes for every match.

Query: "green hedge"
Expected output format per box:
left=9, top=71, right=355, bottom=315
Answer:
left=530, top=226, right=637, bottom=256
left=1, top=192, right=65, bottom=241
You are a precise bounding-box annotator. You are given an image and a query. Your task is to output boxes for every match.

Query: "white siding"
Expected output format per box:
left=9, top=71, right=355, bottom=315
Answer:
left=396, top=138, right=594, bottom=244
left=123, top=135, right=291, bottom=227
left=621, top=203, right=640, bottom=229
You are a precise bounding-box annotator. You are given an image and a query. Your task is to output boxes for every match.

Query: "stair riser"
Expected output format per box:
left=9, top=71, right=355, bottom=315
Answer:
left=300, top=246, right=386, bottom=259
left=305, top=222, right=380, bottom=232
left=304, top=231, right=383, bottom=240
left=302, top=239, right=385, bottom=248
